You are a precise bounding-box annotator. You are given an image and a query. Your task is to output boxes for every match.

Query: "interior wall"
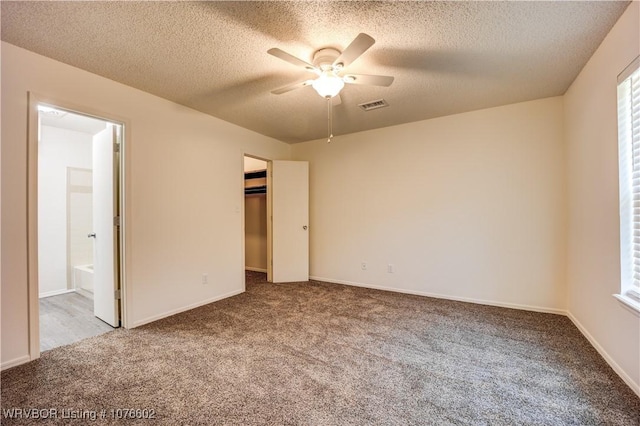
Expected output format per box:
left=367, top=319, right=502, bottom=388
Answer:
left=1, top=42, right=291, bottom=369
left=292, top=96, right=567, bottom=312
left=564, top=1, right=640, bottom=395
left=38, top=125, right=93, bottom=297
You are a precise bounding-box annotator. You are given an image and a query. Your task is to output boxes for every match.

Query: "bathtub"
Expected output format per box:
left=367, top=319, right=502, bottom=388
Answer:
left=73, top=264, right=94, bottom=295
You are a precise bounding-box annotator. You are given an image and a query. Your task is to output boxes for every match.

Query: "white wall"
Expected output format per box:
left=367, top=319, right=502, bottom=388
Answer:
left=564, top=1, right=640, bottom=395
left=38, top=125, right=93, bottom=297
left=292, top=97, right=567, bottom=312
left=1, top=42, right=291, bottom=368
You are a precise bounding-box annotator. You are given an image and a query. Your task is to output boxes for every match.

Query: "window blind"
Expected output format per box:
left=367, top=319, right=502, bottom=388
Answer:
left=618, top=56, right=640, bottom=301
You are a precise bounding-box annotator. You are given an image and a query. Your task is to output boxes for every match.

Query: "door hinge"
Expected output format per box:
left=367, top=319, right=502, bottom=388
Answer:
left=114, top=143, right=120, bottom=153
left=114, top=216, right=121, bottom=227
left=114, top=289, right=121, bottom=300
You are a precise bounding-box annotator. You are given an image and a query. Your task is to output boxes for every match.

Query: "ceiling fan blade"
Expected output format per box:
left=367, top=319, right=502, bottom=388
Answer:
left=267, top=48, right=316, bottom=72
left=332, top=94, right=342, bottom=106
left=333, top=33, right=375, bottom=69
left=343, top=74, right=394, bottom=87
left=271, top=79, right=314, bottom=95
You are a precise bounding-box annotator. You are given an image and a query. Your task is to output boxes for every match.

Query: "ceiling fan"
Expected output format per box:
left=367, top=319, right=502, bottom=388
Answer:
left=268, top=33, right=394, bottom=99
left=268, top=33, right=394, bottom=142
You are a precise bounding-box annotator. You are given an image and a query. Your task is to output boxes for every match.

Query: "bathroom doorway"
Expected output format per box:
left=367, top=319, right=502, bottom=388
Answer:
left=35, top=104, right=123, bottom=352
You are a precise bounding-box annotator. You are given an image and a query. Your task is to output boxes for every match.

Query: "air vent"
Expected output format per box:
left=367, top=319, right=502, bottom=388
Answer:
left=358, top=99, right=389, bottom=111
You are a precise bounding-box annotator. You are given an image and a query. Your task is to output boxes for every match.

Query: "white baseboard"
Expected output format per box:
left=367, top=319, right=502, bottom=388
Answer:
left=39, top=288, right=75, bottom=299
left=245, top=267, right=267, bottom=273
left=130, top=289, right=245, bottom=328
left=1, top=355, right=31, bottom=371
left=310, top=276, right=566, bottom=315
left=566, top=311, right=640, bottom=398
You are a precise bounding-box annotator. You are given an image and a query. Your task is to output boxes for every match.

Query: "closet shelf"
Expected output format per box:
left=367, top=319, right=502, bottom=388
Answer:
left=245, top=169, right=267, bottom=195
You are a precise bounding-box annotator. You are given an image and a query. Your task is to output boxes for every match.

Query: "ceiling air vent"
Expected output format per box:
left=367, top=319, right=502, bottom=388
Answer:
left=358, top=99, right=389, bottom=112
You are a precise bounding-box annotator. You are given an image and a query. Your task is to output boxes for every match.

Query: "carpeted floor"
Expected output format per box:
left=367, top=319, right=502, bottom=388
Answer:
left=2, top=271, right=639, bottom=425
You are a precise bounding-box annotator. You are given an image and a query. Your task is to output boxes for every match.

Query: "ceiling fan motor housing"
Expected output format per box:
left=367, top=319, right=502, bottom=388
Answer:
left=313, top=48, right=342, bottom=71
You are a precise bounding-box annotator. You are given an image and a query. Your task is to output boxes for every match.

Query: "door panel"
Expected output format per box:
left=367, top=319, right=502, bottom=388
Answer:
left=92, top=125, right=119, bottom=327
left=271, top=160, right=309, bottom=283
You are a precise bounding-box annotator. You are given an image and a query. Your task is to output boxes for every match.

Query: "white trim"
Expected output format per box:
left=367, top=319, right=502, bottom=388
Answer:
left=566, top=311, right=640, bottom=398
left=613, top=293, right=640, bottom=316
left=309, top=276, right=566, bottom=315
left=245, top=267, right=267, bottom=273
left=130, top=289, right=244, bottom=328
left=617, top=55, right=640, bottom=83
left=1, top=355, right=31, bottom=371
left=39, top=289, right=75, bottom=299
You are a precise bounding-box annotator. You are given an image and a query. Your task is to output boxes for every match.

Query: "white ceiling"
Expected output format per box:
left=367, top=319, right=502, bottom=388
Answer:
left=1, top=1, right=630, bottom=144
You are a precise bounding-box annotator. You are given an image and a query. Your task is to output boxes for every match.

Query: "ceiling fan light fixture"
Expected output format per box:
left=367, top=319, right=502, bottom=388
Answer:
left=312, top=71, right=345, bottom=98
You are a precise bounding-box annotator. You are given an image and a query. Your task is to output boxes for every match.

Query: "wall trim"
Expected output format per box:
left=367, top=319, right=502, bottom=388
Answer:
left=130, top=289, right=245, bottom=328
left=39, top=289, right=75, bottom=299
left=310, top=276, right=566, bottom=315
left=1, top=355, right=31, bottom=372
left=245, top=267, right=267, bottom=273
left=566, top=311, right=640, bottom=398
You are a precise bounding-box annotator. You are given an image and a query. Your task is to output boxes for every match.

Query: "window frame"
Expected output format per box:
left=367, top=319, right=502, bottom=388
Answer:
left=615, top=55, right=640, bottom=315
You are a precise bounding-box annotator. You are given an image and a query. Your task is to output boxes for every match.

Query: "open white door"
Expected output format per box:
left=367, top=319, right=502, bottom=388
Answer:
left=271, top=160, right=309, bottom=283
left=92, top=125, right=120, bottom=327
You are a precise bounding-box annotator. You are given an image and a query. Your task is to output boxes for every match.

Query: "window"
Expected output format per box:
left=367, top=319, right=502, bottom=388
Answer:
left=616, top=55, right=640, bottom=313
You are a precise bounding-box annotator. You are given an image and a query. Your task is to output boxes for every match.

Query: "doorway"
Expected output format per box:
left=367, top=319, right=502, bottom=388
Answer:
left=33, top=102, right=124, bottom=353
left=243, top=155, right=310, bottom=284
left=244, top=156, right=270, bottom=283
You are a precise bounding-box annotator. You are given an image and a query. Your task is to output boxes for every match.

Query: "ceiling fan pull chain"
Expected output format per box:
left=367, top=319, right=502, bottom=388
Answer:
left=327, top=97, right=333, bottom=143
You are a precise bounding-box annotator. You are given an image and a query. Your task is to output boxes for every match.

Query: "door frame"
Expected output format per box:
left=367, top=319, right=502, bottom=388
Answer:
left=26, top=92, right=130, bottom=360
left=241, top=153, right=273, bottom=284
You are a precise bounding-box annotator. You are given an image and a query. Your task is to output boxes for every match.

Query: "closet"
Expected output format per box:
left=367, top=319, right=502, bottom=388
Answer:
left=244, top=158, right=268, bottom=273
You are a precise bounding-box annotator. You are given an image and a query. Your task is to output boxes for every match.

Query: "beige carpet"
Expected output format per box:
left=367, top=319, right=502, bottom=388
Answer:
left=2, top=271, right=639, bottom=425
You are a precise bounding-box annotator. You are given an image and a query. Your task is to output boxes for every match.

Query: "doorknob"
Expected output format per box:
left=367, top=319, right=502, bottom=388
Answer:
left=88, top=233, right=96, bottom=238
left=303, top=226, right=308, bottom=230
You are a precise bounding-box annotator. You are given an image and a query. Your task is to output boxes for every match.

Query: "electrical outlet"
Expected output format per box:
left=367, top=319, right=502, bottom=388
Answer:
left=202, top=273, right=209, bottom=285
left=387, top=264, right=394, bottom=273
left=361, top=262, right=367, bottom=270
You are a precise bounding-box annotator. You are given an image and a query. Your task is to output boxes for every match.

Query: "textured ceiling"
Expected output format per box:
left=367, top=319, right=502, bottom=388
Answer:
left=1, top=1, right=631, bottom=144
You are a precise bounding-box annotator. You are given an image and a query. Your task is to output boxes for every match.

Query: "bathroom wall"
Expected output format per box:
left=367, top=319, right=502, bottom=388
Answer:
left=38, top=124, right=93, bottom=297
